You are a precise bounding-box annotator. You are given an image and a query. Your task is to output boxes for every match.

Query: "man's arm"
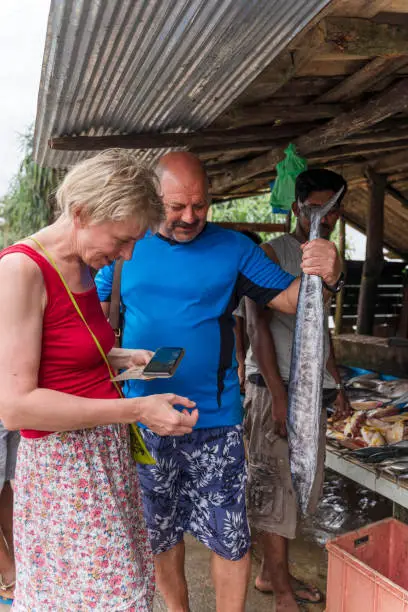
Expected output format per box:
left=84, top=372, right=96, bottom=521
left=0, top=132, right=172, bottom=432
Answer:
left=267, top=239, right=342, bottom=312
left=326, top=333, right=352, bottom=421
left=234, top=314, right=246, bottom=393
left=245, top=244, right=288, bottom=436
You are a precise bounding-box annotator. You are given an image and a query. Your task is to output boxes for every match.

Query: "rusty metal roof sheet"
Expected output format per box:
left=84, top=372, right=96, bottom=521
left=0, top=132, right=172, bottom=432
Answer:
left=34, top=0, right=331, bottom=168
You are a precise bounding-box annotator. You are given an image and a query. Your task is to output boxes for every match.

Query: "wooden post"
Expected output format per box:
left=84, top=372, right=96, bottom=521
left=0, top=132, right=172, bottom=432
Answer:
left=397, top=272, right=408, bottom=339
left=356, top=170, right=386, bottom=335
left=285, top=210, right=292, bottom=233
left=334, top=216, right=346, bottom=336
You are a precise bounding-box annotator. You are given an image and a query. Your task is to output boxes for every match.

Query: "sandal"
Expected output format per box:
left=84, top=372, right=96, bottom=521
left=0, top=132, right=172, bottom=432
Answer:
left=254, top=576, right=324, bottom=605
left=291, top=577, right=324, bottom=605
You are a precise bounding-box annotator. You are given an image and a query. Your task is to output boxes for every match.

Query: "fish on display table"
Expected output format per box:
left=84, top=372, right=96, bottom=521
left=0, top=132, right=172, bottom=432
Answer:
left=287, top=188, right=344, bottom=516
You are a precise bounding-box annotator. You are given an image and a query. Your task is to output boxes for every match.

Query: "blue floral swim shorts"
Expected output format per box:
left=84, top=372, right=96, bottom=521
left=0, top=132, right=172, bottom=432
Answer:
left=137, top=425, right=250, bottom=561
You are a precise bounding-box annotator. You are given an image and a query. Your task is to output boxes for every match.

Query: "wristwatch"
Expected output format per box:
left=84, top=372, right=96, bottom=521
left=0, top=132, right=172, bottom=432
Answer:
left=323, top=271, right=345, bottom=294
left=335, top=383, right=343, bottom=391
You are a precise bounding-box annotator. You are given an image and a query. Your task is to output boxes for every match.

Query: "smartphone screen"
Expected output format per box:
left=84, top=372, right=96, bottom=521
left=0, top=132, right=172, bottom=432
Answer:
left=143, top=347, right=185, bottom=377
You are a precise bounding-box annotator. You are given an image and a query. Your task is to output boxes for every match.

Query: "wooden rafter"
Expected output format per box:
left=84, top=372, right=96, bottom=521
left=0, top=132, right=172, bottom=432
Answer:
left=48, top=123, right=314, bottom=152
left=210, top=104, right=341, bottom=130
left=385, top=184, right=408, bottom=209
left=373, top=149, right=408, bottom=174
left=323, top=17, right=408, bottom=57
left=214, top=222, right=286, bottom=233
left=316, top=55, right=408, bottom=103
left=211, top=78, right=408, bottom=194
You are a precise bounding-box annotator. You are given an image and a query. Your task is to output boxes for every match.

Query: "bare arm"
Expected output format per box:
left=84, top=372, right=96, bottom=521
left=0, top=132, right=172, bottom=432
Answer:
left=246, top=244, right=288, bottom=436
left=326, top=332, right=352, bottom=420
left=267, top=239, right=342, bottom=313
left=101, top=301, right=110, bottom=317
left=0, top=254, right=197, bottom=435
left=234, top=315, right=246, bottom=391
left=326, top=334, right=342, bottom=387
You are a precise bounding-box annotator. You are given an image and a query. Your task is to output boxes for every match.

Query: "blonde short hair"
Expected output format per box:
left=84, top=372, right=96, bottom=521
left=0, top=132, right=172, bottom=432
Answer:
left=56, top=149, right=163, bottom=231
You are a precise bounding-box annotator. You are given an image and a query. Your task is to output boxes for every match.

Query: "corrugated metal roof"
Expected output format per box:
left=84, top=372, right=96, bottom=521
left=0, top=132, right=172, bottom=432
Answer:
left=34, top=0, right=331, bottom=168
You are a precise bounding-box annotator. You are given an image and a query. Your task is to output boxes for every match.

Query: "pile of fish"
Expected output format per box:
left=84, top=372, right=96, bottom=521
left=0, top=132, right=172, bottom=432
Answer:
left=343, top=441, right=408, bottom=480
left=327, top=373, right=408, bottom=449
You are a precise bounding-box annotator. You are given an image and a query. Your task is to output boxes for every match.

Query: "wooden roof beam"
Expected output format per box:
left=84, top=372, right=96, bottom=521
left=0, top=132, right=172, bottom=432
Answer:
left=322, top=17, right=408, bottom=58
left=373, top=149, right=408, bottom=174
left=316, top=55, right=408, bottom=103
left=211, top=78, right=408, bottom=194
left=48, top=123, right=316, bottom=152
left=210, top=104, right=341, bottom=130
left=385, top=184, right=408, bottom=210
left=338, top=125, right=408, bottom=146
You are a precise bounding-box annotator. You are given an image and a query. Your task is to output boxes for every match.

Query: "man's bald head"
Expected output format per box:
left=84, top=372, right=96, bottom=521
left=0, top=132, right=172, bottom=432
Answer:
left=156, top=152, right=211, bottom=243
left=156, top=152, right=209, bottom=192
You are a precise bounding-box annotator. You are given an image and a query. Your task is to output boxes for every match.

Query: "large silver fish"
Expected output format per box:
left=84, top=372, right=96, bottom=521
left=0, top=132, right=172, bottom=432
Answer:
left=287, top=188, right=344, bottom=516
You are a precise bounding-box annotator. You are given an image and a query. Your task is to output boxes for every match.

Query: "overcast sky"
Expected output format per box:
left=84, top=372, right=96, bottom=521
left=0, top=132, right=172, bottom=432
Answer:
left=0, top=0, right=366, bottom=257
left=0, top=0, right=50, bottom=198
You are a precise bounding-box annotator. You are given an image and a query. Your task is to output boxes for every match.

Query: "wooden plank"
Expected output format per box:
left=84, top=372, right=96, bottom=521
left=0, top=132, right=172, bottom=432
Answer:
left=297, top=58, right=366, bottom=78
left=210, top=103, right=341, bottom=130
left=201, top=135, right=408, bottom=165
left=373, top=149, right=408, bottom=174
left=332, top=333, right=408, bottom=378
left=296, top=79, right=408, bottom=155
left=317, top=56, right=408, bottom=103
left=339, top=125, right=408, bottom=146
left=211, top=79, right=408, bottom=194
left=356, top=169, right=386, bottom=335
left=397, top=282, right=408, bottom=338
left=385, top=184, right=408, bottom=209
left=330, top=0, right=404, bottom=20
left=214, top=222, right=286, bottom=233
left=312, top=139, right=408, bottom=162
left=323, top=17, right=408, bottom=57
left=49, top=123, right=316, bottom=152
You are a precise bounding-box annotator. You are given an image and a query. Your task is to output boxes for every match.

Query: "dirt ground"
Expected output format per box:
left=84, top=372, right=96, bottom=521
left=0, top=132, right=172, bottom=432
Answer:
left=153, top=533, right=327, bottom=612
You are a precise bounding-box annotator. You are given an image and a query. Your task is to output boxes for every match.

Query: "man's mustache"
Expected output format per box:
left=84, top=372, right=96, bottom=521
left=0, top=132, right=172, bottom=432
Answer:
left=173, top=221, right=200, bottom=229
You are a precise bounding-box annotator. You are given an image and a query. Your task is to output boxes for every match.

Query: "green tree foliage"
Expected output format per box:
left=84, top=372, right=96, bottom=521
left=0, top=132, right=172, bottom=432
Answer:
left=211, top=193, right=353, bottom=258
left=0, top=129, right=62, bottom=247
left=211, top=194, right=287, bottom=242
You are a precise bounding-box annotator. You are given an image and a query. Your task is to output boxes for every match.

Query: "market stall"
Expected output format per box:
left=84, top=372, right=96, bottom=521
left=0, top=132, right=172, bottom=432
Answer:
left=326, top=365, right=408, bottom=512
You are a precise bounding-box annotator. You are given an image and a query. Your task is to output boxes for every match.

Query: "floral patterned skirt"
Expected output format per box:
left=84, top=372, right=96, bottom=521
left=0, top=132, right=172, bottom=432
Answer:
left=12, top=425, right=154, bottom=611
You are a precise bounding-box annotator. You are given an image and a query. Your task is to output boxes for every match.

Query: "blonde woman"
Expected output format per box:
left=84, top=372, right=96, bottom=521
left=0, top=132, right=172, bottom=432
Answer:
left=0, top=150, right=198, bottom=611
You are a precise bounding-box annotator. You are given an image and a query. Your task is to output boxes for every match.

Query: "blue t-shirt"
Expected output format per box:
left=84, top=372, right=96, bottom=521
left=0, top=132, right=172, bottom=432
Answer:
left=95, top=223, right=294, bottom=429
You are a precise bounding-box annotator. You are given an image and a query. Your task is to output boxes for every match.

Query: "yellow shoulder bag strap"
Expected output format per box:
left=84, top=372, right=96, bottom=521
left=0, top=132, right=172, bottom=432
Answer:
left=29, top=237, right=155, bottom=465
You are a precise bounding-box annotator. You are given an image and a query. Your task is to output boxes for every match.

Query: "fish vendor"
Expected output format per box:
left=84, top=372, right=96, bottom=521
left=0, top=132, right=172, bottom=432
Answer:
left=242, top=169, right=349, bottom=612
left=95, top=153, right=343, bottom=612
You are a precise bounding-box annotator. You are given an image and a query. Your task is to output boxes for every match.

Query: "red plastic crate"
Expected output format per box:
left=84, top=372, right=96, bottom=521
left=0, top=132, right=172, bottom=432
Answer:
left=326, top=518, right=408, bottom=612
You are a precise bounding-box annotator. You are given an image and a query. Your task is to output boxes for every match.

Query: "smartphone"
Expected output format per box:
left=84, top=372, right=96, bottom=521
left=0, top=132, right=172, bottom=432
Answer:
left=142, top=347, right=185, bottom=378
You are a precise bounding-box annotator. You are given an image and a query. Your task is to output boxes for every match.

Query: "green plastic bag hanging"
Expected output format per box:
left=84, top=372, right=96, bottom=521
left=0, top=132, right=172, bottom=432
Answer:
left=270, top=144, right=308, bottom=214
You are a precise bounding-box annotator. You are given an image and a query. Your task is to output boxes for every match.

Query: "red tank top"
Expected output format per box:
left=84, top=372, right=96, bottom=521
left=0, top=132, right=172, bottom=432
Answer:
left=0, top=244, right=120, bottom=439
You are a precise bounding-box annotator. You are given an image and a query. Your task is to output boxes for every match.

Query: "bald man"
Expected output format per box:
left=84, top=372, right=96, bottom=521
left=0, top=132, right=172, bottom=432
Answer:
left=95, top=152, right=342, bottom=612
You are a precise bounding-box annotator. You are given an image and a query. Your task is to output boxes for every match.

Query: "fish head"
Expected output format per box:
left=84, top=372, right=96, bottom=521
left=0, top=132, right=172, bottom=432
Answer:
left=297, top=186, right=345, bottom=239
